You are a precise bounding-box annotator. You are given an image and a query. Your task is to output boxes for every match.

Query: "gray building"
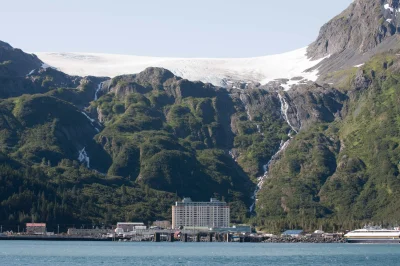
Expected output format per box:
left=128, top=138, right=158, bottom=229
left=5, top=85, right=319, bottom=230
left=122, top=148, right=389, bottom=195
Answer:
left=172, top=198, right=230, bottom=229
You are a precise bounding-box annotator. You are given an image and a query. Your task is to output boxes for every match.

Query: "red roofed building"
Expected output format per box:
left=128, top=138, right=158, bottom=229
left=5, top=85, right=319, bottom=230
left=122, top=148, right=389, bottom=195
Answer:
left=26, top=223, right=46, bottom=235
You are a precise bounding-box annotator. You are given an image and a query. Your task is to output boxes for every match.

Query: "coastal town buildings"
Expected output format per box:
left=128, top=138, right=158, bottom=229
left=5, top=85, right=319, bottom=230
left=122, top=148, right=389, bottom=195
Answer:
left=172, top=198, right=230, bottom=229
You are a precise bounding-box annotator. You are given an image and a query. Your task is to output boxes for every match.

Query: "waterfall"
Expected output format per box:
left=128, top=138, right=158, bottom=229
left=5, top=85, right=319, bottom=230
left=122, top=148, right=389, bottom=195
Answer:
left=94, top=82, right=104, bottom=101
left=256, top=124, right=261, bottom=133
left=80, top=81, right=104, bottom=128
left=240, top=94, right=252, bottom=121
left=249, top=93, right=298, bottom=213
left=278, top=94, right=298, bottom=133
left=78, top=147, right=90, bottom=168
left=229, top=150, right=235, bottom=160
left=249, top=139, right=291, bottom=213
left=74, top=82, right=105, bottom=170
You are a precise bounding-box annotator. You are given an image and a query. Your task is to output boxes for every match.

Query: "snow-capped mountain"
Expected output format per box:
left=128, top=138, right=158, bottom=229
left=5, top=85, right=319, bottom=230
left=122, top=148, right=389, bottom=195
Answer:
left=31, top=0, right=400, bottom=90
left=34, top=47, right=327, bottom=88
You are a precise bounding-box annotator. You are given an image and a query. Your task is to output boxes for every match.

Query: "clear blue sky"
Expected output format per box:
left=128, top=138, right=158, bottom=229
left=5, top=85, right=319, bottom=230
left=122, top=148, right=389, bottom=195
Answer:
left=1, top=0, right=353, bottom=57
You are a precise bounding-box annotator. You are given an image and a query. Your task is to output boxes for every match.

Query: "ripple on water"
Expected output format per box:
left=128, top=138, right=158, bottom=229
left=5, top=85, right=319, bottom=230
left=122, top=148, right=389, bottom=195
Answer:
left=1, top=242, right=400, bottom=266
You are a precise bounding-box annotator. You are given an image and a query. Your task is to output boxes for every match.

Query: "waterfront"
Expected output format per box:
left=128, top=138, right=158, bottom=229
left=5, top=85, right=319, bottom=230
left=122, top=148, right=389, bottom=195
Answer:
left=1, top=241, right=400, bottom=265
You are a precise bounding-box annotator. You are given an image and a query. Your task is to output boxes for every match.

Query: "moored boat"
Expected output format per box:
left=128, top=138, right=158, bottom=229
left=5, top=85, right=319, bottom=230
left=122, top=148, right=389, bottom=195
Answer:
left=344, top=226, right=400, bottom=243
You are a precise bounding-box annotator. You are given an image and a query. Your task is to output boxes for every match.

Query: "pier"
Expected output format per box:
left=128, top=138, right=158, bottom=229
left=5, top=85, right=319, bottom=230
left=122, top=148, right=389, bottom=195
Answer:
left=114, top=229, right=266, bottom=243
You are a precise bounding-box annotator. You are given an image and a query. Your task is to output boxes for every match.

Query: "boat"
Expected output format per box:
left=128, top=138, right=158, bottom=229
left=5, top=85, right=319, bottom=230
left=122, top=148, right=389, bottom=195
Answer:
left=344, top=226, right=400, bottom=243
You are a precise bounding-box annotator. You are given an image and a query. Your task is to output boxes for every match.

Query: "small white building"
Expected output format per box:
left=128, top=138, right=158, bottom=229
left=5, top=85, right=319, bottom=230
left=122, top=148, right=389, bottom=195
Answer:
left=281, top=230, right=304, bottom=238
left=116, top=222, right=146, bottom=233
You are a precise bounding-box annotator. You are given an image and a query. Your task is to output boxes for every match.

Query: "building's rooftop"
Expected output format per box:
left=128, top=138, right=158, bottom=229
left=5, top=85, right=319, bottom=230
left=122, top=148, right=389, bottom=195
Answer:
left=117, top=222, right=144, bottom=225
left=178, top=198, right=225, bottom=204
left=182, top=198, right=192, bottom=203
left=26, top=223, right=46, bottom=227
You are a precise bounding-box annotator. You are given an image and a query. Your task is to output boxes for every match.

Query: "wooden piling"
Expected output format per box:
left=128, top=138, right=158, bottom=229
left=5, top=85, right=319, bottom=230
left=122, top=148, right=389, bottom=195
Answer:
left=154, top=232, right=161, bottom=242
left=181, top=233, right=188, bottom=242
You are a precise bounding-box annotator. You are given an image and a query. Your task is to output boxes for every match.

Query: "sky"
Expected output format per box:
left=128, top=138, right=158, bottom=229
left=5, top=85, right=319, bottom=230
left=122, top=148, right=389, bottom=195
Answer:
left=1, top=0, right=353, bottom=58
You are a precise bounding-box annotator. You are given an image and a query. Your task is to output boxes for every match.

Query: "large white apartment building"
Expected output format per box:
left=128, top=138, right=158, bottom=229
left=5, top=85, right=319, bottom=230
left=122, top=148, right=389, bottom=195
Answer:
left=172, top=198, right=230, bottom=229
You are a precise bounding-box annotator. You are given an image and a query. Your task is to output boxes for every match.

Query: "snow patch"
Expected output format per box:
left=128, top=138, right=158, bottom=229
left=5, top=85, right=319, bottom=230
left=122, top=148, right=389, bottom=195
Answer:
left=229, top=150, right=238, bottom=162
left=81, top=111, right=95, bottom=123
left=41, top=63, right=51, bottom=69
left=385, top=3, right=394, bottom=12
left=34, top=47, right=328, bottom=88
left=78, top=147, right=90, bottom=168
left=280, top=79, right=306, bottom=91
left=27, top=69, right=35, bottom=76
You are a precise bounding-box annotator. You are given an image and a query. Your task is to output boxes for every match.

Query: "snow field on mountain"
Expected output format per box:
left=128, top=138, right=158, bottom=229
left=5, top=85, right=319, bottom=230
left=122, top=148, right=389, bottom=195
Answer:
left=35, top=47, right=326, bottom=87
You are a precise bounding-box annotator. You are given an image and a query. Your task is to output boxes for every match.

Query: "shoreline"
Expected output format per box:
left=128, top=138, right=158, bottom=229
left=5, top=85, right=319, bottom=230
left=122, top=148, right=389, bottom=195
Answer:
left=0, top=236, right=111, bottom=241
left=0, top=235, right=346, bottom=243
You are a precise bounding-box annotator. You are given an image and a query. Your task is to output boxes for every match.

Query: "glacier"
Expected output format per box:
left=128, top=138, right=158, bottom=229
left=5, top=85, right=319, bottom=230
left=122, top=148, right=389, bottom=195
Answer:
left=34, top=47, right=327, bottom=87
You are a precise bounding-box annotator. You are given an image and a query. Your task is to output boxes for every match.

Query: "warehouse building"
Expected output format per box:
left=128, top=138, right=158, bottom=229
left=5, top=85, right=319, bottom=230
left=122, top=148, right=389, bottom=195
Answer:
left=116, top=222, right=146, bottom=232
left=26, top=223, right=46, bottom=235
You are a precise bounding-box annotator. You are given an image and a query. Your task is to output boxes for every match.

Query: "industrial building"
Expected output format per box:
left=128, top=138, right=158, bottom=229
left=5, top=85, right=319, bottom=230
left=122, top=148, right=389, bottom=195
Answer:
left=172, top=198, right=230, bottom=229
left=151, top=220, right=171, bottom=229
left=115, top=222, right=146, bottom=233
left=67, top=228, right=113, bottom=237
left=26, top=223, right=46, bottom=235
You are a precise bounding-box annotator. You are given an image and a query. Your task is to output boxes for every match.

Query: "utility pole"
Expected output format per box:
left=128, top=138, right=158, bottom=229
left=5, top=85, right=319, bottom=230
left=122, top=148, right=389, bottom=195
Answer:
left=58, top=224, right=60, bottom=235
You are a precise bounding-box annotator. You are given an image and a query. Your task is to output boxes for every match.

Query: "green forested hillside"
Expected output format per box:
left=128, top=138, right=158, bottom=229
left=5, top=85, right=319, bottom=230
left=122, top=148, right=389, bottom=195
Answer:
left=0, top=53, right=291, bottom=228
left=3, top=37, right=400, bottom=233
left=255, top=52, right=400, bottom=231
left=0, top=152, right=177, bottom=232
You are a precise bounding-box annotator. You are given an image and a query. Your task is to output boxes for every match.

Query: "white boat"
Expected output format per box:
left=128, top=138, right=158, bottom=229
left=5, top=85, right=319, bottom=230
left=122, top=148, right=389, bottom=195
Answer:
left=344, top=226, right=400, bottom=243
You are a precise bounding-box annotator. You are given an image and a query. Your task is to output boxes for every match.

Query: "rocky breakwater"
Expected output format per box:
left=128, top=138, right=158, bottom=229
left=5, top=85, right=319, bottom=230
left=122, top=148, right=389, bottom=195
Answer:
left=263, top=236, right=346, bottom=243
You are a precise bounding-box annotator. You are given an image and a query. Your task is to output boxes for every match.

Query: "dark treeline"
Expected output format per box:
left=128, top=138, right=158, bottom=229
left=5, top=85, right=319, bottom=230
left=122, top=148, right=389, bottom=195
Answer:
left=0, top=155, right=177, bottom=232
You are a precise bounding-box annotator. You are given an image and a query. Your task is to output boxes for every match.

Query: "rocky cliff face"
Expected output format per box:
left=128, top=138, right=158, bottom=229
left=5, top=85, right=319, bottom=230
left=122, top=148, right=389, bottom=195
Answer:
left=306, top=0, right=400, bottom=84
left=256, top=51, right=400, bottom=230
left=0, top=42, right=108, bottom=104
left=285, top=84, right=347, bottom=131
left=0, top=41, right=43, bottom=77
left=308, top=0, right=392, bottom=59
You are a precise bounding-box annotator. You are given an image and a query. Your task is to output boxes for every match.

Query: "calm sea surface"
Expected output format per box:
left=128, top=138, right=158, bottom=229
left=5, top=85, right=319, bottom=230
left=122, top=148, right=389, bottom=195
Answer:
left=1, top=241, right=400, bottom=265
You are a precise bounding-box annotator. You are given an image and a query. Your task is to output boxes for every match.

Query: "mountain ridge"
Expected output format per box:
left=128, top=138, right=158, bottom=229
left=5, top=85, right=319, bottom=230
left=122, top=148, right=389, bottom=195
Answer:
left=1, top=0, right=400, bottom=232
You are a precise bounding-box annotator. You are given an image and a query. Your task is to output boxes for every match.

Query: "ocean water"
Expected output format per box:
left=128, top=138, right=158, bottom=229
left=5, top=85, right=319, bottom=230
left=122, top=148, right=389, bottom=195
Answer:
left=1, top=241, right=400, bottom=266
